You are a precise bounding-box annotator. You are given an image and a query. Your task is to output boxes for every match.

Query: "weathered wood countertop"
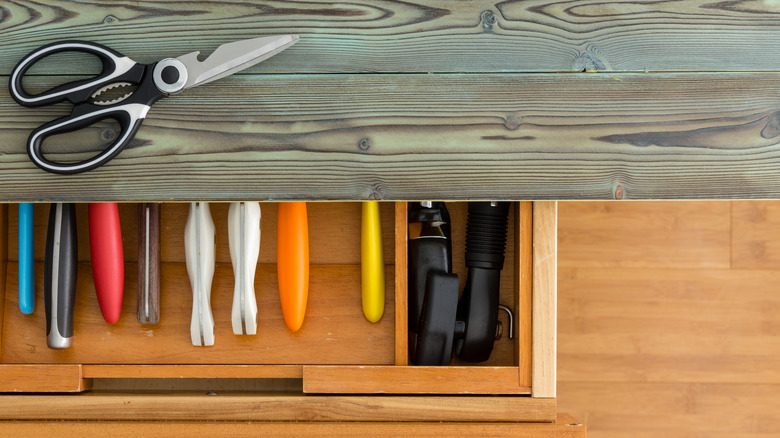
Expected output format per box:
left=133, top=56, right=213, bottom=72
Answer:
left=2, top=0, right=780, bottom=201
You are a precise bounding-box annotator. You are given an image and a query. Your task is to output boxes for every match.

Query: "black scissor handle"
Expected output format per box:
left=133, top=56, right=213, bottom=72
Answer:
left=10, top=40, right=141, bottom=107
left=28, top=102, right=149, bottom=174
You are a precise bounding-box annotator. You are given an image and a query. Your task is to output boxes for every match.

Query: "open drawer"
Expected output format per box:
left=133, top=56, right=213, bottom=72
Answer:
left=0, top=201, right=557, bottom=423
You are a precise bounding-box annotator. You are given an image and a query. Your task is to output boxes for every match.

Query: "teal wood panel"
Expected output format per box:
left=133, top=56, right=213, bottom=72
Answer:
left=2, top=0, right=780, bottom=74
left=2, top=72, right=780, bottom=201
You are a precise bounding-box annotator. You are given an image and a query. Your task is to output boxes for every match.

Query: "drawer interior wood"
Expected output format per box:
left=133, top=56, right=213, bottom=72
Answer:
left=0, top=201, right=535, bottom=395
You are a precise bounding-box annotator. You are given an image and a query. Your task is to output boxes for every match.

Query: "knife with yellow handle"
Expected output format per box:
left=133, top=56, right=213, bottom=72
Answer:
left=184, top=202, right=215, bottom=346
left=361, top=201, right=384, bottom=323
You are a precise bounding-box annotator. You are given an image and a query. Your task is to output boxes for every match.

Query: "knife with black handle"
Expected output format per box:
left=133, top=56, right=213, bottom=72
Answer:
left=44, top=203, right=77, bottom=349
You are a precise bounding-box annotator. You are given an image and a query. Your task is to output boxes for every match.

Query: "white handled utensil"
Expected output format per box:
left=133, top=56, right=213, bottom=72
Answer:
left=184, top=202, right=215, bottom=346
left=228, top=202, right=260, bottom=335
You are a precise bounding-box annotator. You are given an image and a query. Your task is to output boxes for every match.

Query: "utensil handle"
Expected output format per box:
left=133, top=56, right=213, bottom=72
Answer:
left=10, top=40, right=138, bottom=107
left=27, top=102, right=150, bottom=174
left=228, top=202, right=260, bottom=335
left=18, top=203, right=35, bottom=314
left=88, top=202, right=124, bottom=324
left=277, top=202, right=309, bottom=332
left=185, top=202, right=215, bottom=346
left=361, top=201, right=385, bottom=323
left=137, top=203, right=161, bottom=324
left=44, top=203, right=77, bottom=349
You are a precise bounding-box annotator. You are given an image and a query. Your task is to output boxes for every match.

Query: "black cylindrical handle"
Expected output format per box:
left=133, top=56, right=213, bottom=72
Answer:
left=465, top=202, right=510, bottom=269
left=455, top=202, right=511, bottom=363
left=44, top=203, right=78, bottom=349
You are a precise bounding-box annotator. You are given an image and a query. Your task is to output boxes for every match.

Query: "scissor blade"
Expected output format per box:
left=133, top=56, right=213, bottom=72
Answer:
left=178, top=35, right=299, bottom=89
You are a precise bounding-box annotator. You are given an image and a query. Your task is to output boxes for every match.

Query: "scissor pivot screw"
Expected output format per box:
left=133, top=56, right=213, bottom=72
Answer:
left=153, top=58, right=188, bottom=94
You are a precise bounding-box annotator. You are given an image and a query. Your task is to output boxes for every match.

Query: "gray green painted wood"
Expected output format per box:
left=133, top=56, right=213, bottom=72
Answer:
left=2, top=73, right=780, bottom=201
left=2, top=1, right=780, bottom=200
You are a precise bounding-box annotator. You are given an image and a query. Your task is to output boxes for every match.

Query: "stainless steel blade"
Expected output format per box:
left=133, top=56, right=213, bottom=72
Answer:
left=177, top=35, right=299, bottom=89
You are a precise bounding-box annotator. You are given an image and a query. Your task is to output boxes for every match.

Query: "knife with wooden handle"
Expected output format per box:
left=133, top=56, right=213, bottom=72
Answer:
left=361, top=201, right=385, bottom=323
left=137, top=203, right=161, bottom=324
left=228, top=202, right=260, bottom=335
left=44, top=203, right=77, bottom=349
left=18, top=203, right=35, bottom=314
left=88, top=202, right=124, bottom=324
left=277, top=202, right=309, bottom=332
left=184, top=202, right=215, bottom=346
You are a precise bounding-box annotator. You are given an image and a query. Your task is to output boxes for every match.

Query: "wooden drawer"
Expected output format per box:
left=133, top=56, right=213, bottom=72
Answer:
left=0, top=200, right=558, bottom=424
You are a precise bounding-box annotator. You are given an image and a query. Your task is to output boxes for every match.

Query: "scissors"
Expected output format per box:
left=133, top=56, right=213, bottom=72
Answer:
left=10, top=35, right=299, bottom=174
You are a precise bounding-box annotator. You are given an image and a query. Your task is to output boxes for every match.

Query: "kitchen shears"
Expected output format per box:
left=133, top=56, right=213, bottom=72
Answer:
left=10, top=35, right=299, bottom=174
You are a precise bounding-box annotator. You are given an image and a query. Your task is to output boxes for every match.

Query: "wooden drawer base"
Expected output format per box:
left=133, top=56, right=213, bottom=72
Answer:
left=0, top=414, right=586, bottom=437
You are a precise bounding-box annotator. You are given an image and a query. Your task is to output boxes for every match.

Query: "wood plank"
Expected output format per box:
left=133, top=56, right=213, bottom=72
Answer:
left=82, top=364, right=303, bottom=379
left=302, top=366, right=530, bottom=394
left=2, top=263, right=394, bottom=365
left=558, top=201, right=731, bottom=269
left=4, top=0, right=780, bottom=73
left=394, top=202, right=408, bottom=366
left=0, top=393, right=557, bottom=422
left=532, top=201, right=556, bottom=398
left=732, top=200, right=780, bottom=269
left=557, top=382, right=780, bottom=435
left=558, top=266, right=780, bottom=384
left=4, top=73, right=780, bottom=201
left=518, top=202, right=533, bottom=386
left=0, top=364, right=89, bottom=392
left=0, top=415, right=586, bottom=438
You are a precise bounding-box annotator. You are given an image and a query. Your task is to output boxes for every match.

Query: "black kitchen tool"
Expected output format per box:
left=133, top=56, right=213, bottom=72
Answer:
left=409, top=202, right=512, bottom=365
left=44, top=203, right=77, bottom=349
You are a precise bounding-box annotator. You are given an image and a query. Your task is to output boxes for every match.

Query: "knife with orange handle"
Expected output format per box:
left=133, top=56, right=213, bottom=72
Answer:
left=361, top=201, right=385, bottom=323
left=88, top=202, right=124, bottom=324
left=277, top=202, right=309, bottom=332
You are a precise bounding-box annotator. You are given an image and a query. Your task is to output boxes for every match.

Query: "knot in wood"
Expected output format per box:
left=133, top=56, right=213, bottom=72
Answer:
left=481, top=10, right=497, bottom=31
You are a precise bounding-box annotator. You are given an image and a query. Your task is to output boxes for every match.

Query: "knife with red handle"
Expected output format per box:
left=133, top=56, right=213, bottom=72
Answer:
left=88, top=202, right=124, bottom=324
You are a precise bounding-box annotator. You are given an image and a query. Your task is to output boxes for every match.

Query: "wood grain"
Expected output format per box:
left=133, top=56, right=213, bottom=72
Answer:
left=557, top=200, right=780, bottom=436
left=0, top=393, right=557, bottom=422
left=302, top=366, right=530, bottom=394
left=2, top=263, right=395, bottom=365
left=394, top=201, right=408, bottom=365
left=559, top=201, right=732, bottom=269
left=732, top=200, right=780, bottom=269
left=0, top=364, right=88, bottom=392
left=3, top=0, right=780, bottom=73
left=558, top=266, right=780, bottom=384
left=3, top=73, right=780, bottom=201
left=518, top=202, right=533, bottom=386
left=82, top=364, right=303, bottom=379
left=532, top=201, right=556, bottom=398
left=558, top=382, right=780, bottom=436
left=0, top=415, right=585, bottom=438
